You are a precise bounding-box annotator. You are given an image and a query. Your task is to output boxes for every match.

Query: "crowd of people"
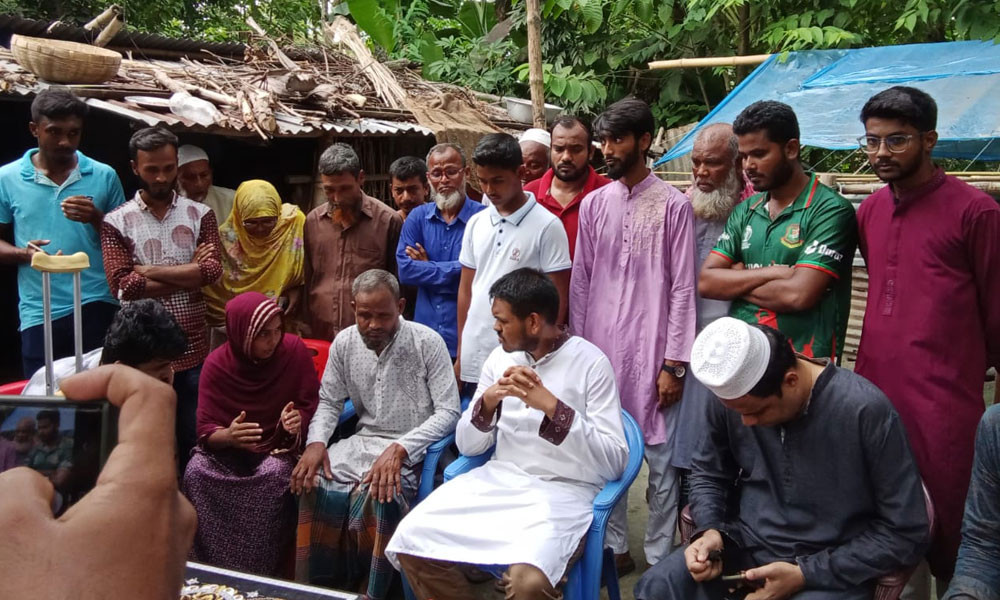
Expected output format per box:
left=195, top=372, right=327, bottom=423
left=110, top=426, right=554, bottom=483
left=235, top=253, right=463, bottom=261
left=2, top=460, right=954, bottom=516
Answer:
left=0, top=83, right=998, bottom=600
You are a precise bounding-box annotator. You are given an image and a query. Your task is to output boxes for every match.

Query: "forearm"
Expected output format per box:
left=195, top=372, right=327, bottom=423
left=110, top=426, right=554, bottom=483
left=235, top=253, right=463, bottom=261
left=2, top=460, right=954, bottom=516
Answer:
left=743, top=278, right=804, bottom=312
left=203, top=428, right=231, bottom=451
left=699, top=264, right=784, bottom=300
left=455, top=399, right=497, bottom=456
left=305, top=395, right=344, bottom=446
left=398, top=256, right=463, bottom=287
left=141, top=263, right=208, bottom=289
left=688, top=472, right=733, bottom=534
left=396, top=403, right=461, bottom=461
left=0, top=240, right=28, bottom=265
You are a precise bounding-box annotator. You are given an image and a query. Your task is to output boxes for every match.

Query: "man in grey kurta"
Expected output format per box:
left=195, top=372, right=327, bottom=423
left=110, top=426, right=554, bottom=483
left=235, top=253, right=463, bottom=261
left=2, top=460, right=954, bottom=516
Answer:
left=637, top=318, right=929, bottom=600
left=291, top=269, right=460, bottom=599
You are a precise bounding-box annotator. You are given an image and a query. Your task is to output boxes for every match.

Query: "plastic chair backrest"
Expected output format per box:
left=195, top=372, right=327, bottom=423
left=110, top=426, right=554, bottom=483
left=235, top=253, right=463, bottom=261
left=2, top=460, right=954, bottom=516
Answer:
left=0, top=380, right=28, bottom=395
left=301, top=338, right=331, bottom=380
left=564, top=410, right=644, bottom=600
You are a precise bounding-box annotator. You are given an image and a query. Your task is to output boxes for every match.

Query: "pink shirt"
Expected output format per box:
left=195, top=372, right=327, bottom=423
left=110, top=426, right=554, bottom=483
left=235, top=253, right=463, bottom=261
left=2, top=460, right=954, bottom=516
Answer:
left=570, top=172, right=697, bottom=444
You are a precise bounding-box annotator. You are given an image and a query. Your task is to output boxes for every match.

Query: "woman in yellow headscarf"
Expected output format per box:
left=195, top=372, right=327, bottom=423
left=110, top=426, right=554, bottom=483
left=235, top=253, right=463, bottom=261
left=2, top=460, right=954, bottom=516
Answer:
left=204, top=180, right=305, bottom=342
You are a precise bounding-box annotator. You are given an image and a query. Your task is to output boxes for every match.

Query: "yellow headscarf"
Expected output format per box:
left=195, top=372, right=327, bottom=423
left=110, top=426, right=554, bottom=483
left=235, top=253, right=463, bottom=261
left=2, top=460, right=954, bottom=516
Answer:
left=204, top=180, right=305, bottom=326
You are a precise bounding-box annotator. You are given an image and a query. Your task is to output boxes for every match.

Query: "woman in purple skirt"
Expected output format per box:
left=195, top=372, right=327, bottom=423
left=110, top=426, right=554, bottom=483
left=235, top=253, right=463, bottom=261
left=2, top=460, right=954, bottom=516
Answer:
left=182, top=291, right=319, bottom=575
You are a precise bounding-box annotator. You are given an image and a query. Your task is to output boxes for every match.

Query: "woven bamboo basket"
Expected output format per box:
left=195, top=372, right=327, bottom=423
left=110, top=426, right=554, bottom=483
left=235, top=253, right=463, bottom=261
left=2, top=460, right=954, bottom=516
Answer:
left=10, top=34, right=121, bottom=84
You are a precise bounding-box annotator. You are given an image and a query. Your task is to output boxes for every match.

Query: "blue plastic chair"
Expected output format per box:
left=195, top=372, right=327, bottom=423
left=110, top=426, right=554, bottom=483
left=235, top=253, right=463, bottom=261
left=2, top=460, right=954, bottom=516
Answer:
left=424, top=409, right=644, bottom=600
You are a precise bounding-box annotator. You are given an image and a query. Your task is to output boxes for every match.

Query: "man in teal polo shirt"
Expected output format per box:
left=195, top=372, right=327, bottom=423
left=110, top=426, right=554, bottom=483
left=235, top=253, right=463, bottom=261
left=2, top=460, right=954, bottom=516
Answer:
left=0, top=89, right=126, bottom=376
left=699, top=101, right=856, bottom=360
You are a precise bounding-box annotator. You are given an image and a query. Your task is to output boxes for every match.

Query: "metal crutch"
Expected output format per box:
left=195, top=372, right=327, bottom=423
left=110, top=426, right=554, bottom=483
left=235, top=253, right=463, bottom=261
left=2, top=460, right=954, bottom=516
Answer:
left=30, top=251, right=91, bottom=395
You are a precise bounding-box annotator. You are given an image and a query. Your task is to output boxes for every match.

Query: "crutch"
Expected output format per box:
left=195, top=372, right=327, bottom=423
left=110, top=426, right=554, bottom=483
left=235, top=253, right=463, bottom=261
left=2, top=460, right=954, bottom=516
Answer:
left=30, top=251, right=91, bottom=396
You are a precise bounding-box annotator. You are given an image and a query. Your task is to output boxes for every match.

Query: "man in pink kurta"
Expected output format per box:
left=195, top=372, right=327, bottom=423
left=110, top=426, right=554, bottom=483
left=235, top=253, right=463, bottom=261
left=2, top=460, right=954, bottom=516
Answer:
left=855, top=87, right=1000, bottom=584
left=570, top=98, right=697, bottom=571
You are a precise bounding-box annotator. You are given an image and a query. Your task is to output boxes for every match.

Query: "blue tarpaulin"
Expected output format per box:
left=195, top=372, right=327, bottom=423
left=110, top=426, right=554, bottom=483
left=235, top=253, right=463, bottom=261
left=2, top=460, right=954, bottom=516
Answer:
left=656, top=41, right=1000, bottom=164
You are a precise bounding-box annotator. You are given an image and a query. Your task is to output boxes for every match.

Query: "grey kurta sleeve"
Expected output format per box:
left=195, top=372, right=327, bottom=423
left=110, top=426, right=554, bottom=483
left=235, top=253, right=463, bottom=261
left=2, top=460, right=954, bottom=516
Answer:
left=394, top=333, right=461, bottom=462
left=306, top=336, right=350, bottom=446
left=688, top=395, right=740, bottom=539
left=796, top=406, right=929, bottom=590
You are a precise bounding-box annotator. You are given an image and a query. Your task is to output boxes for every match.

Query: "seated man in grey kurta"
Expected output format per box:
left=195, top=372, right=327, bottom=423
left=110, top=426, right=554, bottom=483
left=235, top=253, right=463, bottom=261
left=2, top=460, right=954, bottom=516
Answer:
left=290, top=269, right=460, bottom=599
left=636, top=317, right=929, bottom=600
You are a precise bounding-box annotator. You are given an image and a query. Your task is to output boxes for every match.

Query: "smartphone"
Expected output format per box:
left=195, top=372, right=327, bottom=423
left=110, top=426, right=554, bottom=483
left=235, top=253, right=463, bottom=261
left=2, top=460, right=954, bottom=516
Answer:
left=0, top=394, right=116, bottom=513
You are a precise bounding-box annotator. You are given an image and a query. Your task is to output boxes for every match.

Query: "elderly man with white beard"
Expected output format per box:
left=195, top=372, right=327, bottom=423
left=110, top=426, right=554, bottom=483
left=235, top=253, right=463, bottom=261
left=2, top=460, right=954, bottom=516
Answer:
left=671, top=123, right=754, bottom=507
left=396, top=143, right=486, bottom=359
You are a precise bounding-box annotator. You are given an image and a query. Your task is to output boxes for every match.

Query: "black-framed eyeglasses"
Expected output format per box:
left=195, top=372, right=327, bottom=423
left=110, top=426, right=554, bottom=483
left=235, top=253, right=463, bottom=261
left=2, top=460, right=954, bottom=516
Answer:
left=428, top=167, right=462, bottom=181
left=857, top=134, right=917, bottom=154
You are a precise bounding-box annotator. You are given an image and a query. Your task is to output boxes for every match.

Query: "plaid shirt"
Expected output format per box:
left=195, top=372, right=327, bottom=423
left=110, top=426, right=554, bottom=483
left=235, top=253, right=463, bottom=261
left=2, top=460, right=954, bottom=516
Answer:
left=102, top=192, right=222, bottom=371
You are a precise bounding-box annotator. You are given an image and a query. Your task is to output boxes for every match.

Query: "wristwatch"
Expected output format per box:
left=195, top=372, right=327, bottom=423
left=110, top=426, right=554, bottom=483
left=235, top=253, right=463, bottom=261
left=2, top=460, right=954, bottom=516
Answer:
left=661, top=362, right=686, bottom=378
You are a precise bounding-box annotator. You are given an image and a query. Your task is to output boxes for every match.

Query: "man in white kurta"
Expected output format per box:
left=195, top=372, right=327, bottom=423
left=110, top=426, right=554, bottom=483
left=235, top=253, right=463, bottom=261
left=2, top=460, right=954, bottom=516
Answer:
left=387, top=267, right=629, bottom=600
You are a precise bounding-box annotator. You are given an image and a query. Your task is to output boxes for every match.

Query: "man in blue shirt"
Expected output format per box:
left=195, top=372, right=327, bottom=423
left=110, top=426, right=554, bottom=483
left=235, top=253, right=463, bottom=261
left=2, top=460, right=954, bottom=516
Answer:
left=396, top=143, right=484, bottom=358
left=0, top=89, right=126, bottom=376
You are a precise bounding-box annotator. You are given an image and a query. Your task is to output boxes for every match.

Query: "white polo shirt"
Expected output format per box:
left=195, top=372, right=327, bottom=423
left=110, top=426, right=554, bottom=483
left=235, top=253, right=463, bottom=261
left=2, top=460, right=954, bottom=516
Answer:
left=458, top=193, right=571, bottom=382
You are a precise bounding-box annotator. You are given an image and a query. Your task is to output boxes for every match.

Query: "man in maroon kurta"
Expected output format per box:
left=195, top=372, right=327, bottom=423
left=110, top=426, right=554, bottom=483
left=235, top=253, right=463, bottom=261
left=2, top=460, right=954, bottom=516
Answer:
left=855, top=86, right=1000, bottom=582
left=524, top=116, right=610, bottom=260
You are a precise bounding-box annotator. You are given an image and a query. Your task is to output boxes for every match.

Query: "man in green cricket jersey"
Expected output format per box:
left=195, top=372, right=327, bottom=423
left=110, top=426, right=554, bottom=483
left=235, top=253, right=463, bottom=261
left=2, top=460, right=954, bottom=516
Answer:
left=699, top=101, right=856, bottom=360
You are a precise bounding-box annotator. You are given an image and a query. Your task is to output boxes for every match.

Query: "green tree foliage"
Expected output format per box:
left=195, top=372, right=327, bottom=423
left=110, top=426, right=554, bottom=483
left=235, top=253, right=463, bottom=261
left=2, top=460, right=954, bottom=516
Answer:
left=0, top=0, right=322, bottom=43
left=7, top=0, right=1000, bottom=124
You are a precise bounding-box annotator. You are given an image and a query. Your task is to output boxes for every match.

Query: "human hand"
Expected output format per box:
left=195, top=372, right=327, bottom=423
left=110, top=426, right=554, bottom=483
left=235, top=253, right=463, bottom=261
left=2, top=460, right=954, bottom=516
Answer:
left=22, top=239, right=51, bottom=263
left=362, top=443, right=408, bottom=503
left=192, top=242, right=215, bottom=264
left=61, top=195, right=102, bottom=224
left=0, top=365, right=196, bottom=598
left=280, top=402, right=301, bottom=435
left=499, top=366, right=558, bottom=418
left=657, top=367, right=684, bottom=408
left=290, top=441, right=331, bottom=495
left=684, top=528, right=724, bottom=582
left=227, top=411, right=263, bottom=450
left=744, top=562, right=805, bottom=600
left=133, top=264, right=152, bottom=276
left=453, top=357, right=462, bottom=384
left=404, top=243, right=429, bottom=262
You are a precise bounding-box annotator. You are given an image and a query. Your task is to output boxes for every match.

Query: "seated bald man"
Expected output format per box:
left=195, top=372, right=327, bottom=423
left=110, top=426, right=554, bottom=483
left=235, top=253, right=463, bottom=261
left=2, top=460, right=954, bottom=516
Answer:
left=636, top=318, right=929, bottom=600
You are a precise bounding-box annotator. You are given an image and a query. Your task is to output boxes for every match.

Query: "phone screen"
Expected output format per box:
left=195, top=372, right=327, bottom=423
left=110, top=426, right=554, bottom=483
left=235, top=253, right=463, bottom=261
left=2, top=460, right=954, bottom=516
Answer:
left=0, top=395, right=116, bottom=512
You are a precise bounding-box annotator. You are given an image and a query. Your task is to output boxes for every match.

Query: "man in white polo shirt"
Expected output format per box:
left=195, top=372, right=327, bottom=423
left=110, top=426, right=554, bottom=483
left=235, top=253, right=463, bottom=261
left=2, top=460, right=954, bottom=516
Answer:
left=455, top=133, right=571, bottom=395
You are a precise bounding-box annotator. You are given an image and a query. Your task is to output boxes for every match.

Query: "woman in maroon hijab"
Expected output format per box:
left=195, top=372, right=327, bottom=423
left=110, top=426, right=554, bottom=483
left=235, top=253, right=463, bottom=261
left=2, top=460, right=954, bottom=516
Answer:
left=181, top=291, right=319, bottom=576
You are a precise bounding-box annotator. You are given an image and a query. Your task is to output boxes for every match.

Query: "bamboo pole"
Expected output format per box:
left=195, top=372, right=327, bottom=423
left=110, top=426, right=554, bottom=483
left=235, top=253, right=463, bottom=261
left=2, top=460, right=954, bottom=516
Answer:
left=648, top=54, right=772, bottom=70
left=525, top=0, right=546, bottom=128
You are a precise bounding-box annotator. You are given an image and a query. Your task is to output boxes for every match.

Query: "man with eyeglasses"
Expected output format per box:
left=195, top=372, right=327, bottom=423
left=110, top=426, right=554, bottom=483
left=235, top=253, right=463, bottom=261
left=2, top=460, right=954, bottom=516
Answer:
left=396, top=144, right=485, bottom=359
left=700, top=100, right=857, bottom=362
left=854, top=86, right=1000, bottom=593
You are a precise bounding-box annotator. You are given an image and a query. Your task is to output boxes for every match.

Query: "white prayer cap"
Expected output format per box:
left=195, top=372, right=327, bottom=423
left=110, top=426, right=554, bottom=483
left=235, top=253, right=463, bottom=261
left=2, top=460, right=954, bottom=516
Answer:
left=520, top=128, right=551, bottom=148
left=177, top=144, right=210, bottom=167
left=690, top=317, right=771, bottom=400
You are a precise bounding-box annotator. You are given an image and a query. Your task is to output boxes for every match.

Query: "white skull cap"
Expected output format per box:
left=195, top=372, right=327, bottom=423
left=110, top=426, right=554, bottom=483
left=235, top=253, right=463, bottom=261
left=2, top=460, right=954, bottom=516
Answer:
left=690, top=317, right=772, bottom=400
left=519, top=128, right=551, bottom=148
left=177, top=144, right=209, bottom=167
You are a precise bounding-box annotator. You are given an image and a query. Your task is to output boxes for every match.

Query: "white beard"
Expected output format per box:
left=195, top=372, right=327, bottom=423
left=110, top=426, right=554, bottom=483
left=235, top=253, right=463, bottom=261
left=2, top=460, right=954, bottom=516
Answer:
left=690, top=169, right=742, bottom=222
left=432, top=188, right=465, bottom=212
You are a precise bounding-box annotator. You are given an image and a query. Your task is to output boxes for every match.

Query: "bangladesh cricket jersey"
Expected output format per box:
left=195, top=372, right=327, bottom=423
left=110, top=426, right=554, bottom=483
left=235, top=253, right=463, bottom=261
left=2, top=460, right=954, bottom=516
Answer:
left=711, top=174, right=857, bottom=359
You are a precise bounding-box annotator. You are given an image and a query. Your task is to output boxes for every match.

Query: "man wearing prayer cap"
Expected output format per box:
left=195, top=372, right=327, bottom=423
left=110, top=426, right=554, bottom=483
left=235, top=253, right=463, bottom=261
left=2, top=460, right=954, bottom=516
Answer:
left=635, top=317, right=929, bottom=600
left=177, top=144, right=236, bottom=221
left=519, top=128, right=551, bottom=185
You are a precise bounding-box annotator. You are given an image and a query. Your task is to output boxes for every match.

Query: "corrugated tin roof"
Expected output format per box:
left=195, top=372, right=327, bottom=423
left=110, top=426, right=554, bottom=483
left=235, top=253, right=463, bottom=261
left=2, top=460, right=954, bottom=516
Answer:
left=83, top=97, right=434, bottom=138
left=0, top=15, right=245, bottom=59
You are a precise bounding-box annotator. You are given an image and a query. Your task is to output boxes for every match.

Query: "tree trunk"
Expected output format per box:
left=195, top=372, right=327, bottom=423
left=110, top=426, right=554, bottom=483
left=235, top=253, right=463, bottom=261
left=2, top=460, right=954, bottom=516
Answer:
left=735, top=2, right=751, bottom=82
left=525, top=0, right=546, bottom=128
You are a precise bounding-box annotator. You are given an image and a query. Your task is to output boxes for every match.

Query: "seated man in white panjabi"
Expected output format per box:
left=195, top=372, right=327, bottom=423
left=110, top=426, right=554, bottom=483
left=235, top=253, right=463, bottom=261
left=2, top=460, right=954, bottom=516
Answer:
left=386, top=267, right=629, bottom=600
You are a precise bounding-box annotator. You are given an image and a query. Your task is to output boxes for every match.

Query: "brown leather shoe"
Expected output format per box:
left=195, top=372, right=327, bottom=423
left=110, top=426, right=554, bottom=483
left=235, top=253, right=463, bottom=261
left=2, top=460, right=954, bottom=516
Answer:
left=614, top=551, right=636, bottom=577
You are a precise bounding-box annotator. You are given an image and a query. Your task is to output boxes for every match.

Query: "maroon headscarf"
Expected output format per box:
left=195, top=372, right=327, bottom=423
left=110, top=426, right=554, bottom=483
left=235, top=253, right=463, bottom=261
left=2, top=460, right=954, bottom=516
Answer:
left=196, top=291, right=319, bottom=453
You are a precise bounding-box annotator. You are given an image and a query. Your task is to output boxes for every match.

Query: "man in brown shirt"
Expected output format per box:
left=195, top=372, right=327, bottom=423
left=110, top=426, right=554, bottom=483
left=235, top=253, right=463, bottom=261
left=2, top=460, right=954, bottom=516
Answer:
left=305, top=143, right=403, bottom=341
